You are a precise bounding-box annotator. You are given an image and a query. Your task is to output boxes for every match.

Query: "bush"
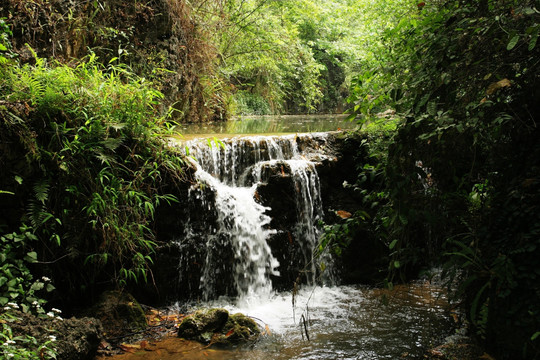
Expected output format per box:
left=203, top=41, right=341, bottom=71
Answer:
left=232, top=90, right=272, bottom=115
left=0, top=50, right=188, bottom=304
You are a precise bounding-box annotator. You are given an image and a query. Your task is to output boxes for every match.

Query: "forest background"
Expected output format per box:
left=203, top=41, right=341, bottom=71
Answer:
left=1, top=0, right=539, bottom=359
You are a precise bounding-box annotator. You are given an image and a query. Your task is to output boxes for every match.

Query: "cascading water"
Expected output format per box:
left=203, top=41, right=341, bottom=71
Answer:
left=177, top=133, right=332, bottom=302
left=104, top=123, right=455, bottom=360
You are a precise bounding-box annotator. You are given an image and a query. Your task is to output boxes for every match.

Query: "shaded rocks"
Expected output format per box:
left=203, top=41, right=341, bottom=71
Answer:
left=86, top=290, right=147, bottom=338
left=177, top=308, right=260, bottom=347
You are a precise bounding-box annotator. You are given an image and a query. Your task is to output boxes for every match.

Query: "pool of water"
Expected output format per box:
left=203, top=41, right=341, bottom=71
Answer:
left=176, top=114, right=356, bottom=140
left=102, top=283, right=453, bottom=360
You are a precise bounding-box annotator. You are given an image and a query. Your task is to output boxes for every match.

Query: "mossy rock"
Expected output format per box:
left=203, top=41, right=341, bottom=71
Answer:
left=177, top=308, right=260, bottom=347
left=88, top=290, right=147, bottom=338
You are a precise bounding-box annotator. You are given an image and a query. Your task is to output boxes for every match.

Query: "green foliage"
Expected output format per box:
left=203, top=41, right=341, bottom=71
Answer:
left=0, top=321, right=57, bottom=360
left=343, top=0, right=540, bottom=357
left=0, top=50, right=187, bottom=297
left=0, top=228, right=54, bottom=312
left=232, top=91, right=272, bottom=116
left=0, top=17, right=15, bottom=65
left=1, top=0, right=223, bottom=122
left=199, top=0, right=415, bottom=115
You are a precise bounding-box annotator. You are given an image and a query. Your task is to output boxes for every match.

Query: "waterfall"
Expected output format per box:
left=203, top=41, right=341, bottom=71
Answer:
left=177, top=133, right=333, bottom=301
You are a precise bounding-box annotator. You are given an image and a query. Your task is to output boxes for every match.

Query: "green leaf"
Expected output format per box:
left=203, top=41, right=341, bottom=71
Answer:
left=529, top=29, right=538, bottom=51
left=471, top=282, right=490, bottom=322
left=389, top=239, right=398, bottom=250
left=25, top=251, right=38, bottom=263
left=0, top=297, right=8, bottom=305
left=507, top=34, right=519, bottom=50
left=394, top=260, right=401, bottom=269
left=30, top=282, right=44, bottom=291
left=399, top=214, right=408, bottom=225
left=532, top=331, right=540, bottom=341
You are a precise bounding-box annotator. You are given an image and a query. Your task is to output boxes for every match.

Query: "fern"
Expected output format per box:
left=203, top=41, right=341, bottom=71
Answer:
left=33, top=180, right=49, bottom=204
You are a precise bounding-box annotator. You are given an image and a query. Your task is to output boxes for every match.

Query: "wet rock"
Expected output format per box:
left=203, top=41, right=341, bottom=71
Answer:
left=86, top=290, right=147, bottom=338
left=177, top=308, right=260, bottom=347
left=7, top=311, right=102, bottom=360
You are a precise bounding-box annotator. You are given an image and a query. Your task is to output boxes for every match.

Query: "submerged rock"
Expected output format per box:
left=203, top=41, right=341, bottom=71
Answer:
left=177, top=308, right=260, bottom=347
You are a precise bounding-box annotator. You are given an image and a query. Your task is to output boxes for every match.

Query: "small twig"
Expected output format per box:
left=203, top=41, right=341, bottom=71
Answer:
left=35, top=253, right=70, bottom=264
left=300, top=314, right=310, bottom=341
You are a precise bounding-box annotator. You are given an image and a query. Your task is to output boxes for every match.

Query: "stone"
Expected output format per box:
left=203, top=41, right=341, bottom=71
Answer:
left=86, top=290, right=147, bottom=338
left=177, top=308, right=260, bottom=347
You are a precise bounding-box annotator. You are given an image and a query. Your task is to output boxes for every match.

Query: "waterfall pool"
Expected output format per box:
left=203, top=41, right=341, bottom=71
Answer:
left=99, top=282, right=454, bottom=359
left=100, top=125, right=455, bottom=359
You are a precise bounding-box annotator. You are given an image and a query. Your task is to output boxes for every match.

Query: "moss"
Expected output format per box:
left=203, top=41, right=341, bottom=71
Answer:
left=177, top=309, right=261, bottom=347
left=87, top=290, right=147, bottom=338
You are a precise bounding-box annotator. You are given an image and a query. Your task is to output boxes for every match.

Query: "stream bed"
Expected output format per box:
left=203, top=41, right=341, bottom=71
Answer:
left=100, top=282, right=454, bottom=360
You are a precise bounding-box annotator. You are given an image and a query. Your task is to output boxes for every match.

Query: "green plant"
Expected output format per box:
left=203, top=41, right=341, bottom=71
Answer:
left=232, top=91, right=272, bottom=116
left=1, top=50, right=188, bottom=297
left=344, top=0, right=540, bottom=357
left=0, top=228, right=55, bottom=312
left=0, top=17, right=14, bottom=65
left=0, top=321, right=57, bottom=360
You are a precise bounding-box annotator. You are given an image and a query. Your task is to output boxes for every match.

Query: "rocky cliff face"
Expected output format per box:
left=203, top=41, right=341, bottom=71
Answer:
left=0, top=0, right=223, bottom=122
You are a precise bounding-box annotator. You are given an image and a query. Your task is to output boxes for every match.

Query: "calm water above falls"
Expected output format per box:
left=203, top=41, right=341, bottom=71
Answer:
left=177, top=114, right=356, bottom=139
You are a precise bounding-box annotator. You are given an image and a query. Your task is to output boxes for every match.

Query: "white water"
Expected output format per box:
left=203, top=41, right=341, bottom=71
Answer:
left=180, top=133, right=331, bottom=301
left=167, top=283, right=452, bottom=360
left=191, top=164, right=279, bottom=301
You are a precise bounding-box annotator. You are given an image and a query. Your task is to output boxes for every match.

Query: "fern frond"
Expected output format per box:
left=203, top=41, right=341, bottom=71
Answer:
left=101, top=137, right=124, bottom=151
left=33, top=180, right=50, bottom=204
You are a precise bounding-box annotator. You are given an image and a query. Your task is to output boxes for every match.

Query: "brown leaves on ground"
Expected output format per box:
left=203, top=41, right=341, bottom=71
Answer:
left=146, top=309, right=185, bottom=328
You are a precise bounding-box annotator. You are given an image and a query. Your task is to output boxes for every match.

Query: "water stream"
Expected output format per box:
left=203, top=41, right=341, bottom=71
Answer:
left=179, top=132, right=330, bottom=300
left=107, top=117, right=453, bottom=359
left=102, top=282, right=452, bottom=360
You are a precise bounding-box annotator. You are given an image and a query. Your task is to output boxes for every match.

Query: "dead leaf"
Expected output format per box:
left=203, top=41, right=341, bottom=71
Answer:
left=479, top=353, right=496, bottom=360
left=486, top=78, right=511, bottom=95
left=265, top=324, right=272, bottom=336
left=336, top=210, right=352, bottom=219
left=225, top=328, right=235, bottom=337
left=427, top=347, right=445, bottom=357
left=119, top=343, right=140, bottom=353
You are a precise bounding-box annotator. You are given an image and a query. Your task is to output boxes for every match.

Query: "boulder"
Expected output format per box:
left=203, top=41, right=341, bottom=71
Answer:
left=86, top=290, right=147, bottom=338
left=177, top=308, right=260, bottom=347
